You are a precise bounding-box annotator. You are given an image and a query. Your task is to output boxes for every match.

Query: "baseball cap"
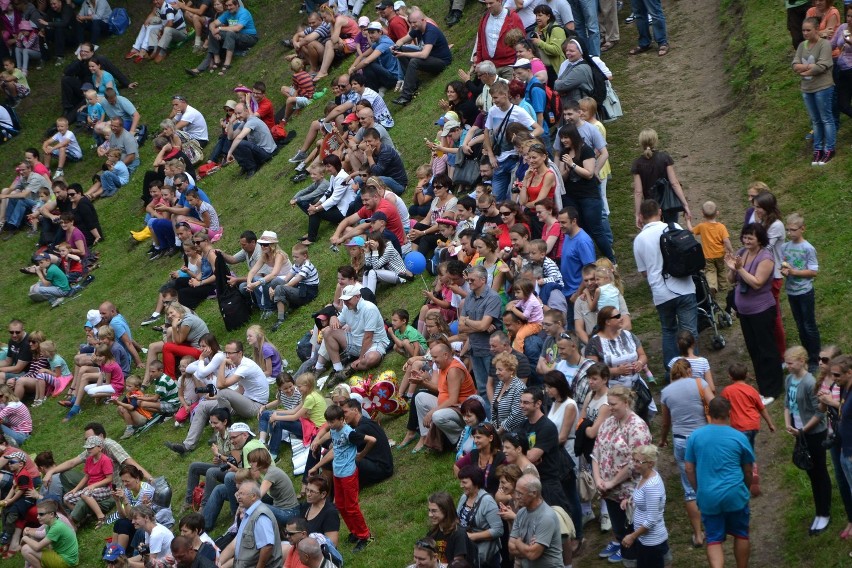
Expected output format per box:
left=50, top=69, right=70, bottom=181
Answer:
left=84, top=436, right=104, bottom=449
left=345, top=236, right=365, bottom=247
left=511, top=58, right=532, bottom=69
left=228, top=422, right=255, bottom=437
left=369, top=211, right=388, bottom=223
left=366, top=21, right=383, bottom=31
left=358, top=15, right=370, bottom=27
left=393, top=0, right=406, bottom=9
left=342, top=113, right=358, bottom=124
left=434, top=111, right=459, bottom=126
left=80, top=82, right=94, bottom=91
left=339, top=284, right=362, bottom=300
left=34, top=253, right=51, bottom=262
left=5, top=451, right=26, bottom=463
left=375, top=0, right=393, bottom=8
left=85, top=309, right=102, bottom=328
left=441, top=119, right=461, bottom=136
left=103, top=544, right=125, bottom=561
left=223, top=99, right=238, bottom=110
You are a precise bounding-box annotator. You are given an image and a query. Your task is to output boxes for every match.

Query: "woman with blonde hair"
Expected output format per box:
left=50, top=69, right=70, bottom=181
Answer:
left=620, top=444, right=668, bottom=567
left=246, top=325, right=283, bottom=383
left=630, top=128, right=691, bottom=227
left=592, top=385, right=652, bottom=564
left=245, top=231, right=293, bottom=316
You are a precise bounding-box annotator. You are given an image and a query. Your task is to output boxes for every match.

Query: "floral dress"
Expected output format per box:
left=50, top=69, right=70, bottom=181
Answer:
left=591, top=413, right=652, bottom=501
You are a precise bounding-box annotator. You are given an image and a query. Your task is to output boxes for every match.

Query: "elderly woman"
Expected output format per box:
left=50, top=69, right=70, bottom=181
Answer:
left=659, top=359, right=714, bottom=547
left=456, top=465, right=503, bottom=568
left=453, top=423, right=506, bottom=496
left=794, top=17, right=836, bottom=164
left=554, top=39, right=593, bottom=107
left=489, top=353, right=526, bottom=435
left=592, top=385, right=652, bottom=564
left=245, top=230, right=293, bottom=315
left=585, top=306, right=648, bottom=390
left=298, top=475, right=340, bottom=546
left=725, top=222, right=783, bottom=404
left=142, top=302, right=209, bottom=386
left=620, top=445, right=669, bottom=568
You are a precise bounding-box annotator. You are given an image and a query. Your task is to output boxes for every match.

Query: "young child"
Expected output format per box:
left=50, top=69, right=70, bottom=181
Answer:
left=281, top=58, right=315, bottom=122
left=84, top=89, right=106, bottom=139
left=667, top=330, right=715, bottom=392
left=41, top=117, right=83, bottom=179
left=257, top=372, right=302, bottom=444
left=309, top=404, right=374, bottom=551
left=265, top=372, right=326, bottom=463
left=270, top=243, right=320, bottom=331
left=389, top=309, right=427, bottom=357
left=505, top=278, right=544, bottom=352
left=410, top=163, right=434, bottom=217
left=1, top=58, right=31, bottom=105
left=114, top=375, right=153, bottom=439
left=29, top=339, right=70, bottom=406
left=721, top=362, right=776, bottom=450
left=586, top=265, right=619, bottom=312
left=87, top=148, right=130, bottom=200
left=0, top=451, right=38, bottom=548
left=781, top=212, right=821, bottom=371
left=687, top=201, right=733, bottom=296
left=175, top=355, right=204, bottom=427
left=62, top=436, right=113, bottom=527
left=25, top=186, right=51, bottom=235
left=56, top=242, right=85, bottom=285
left=527, top=239, right=564, bottom=307
left=28, top=253, right=70, bottom=308
left=64, top=344, right=125, bottom=421
left=417, top=262, right=456, bottom=335
left=430, top=218, right=459, bottom=271
left=14, top=21, right=40, bottom=75
left=144, top=360, right=181, bottom=414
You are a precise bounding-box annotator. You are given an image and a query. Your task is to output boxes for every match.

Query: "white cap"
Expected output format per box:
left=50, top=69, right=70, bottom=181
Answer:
left=511, top=58, right=532, bottom=68
left=393, top=0, right=406, bottom=9
left=86, top=309, right=102, bottom=328
left=228, top=422, right=256, bottom=437
left=366, top=20, right=383, bottom=31
left=340, top=284, right=362, bottom=300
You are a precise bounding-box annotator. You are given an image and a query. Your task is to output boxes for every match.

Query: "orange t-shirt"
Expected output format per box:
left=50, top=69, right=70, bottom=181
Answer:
left=722, top=381, right=764, bottom=432
left=437, top=359, right=477, bottom=406
left=129, top=389, right=153, bottom=419
left=691, top=221, right=729, bottom=259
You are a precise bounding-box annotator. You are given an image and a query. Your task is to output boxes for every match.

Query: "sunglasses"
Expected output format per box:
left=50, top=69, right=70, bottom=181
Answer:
left=172, top=95, right=187, bottom=102
left=609, top=313, right=622, bottom=320
left=416, top=540, right=437, bottom=552
left=499, top=211, right=512, bottom=216
left=832, top=372, right=843, bottom=377
left=559, top=332, right=575, bottom=341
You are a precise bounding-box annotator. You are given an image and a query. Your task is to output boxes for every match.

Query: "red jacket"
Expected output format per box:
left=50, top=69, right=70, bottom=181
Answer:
left=475, top=8, right=525, bottom=68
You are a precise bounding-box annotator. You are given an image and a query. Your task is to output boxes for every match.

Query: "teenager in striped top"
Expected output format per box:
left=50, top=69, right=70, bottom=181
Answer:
left=271, top=243, right=321, bottom=331
left=0, top=386, right=32, bottom=446
left=621, top=444, right=669, bottom=567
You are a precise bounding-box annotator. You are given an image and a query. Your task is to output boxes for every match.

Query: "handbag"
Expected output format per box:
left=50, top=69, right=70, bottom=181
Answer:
left=601, top=80, right=623, bottom=122
left=792, top=434, right=813, bottom=471
left=651, top=176, right=684, bottom=214
left=578, top=468, right=597, bottom=502
left=453, top=150, right=480, bottom=187
left=695, top=378, right=710, bottom=422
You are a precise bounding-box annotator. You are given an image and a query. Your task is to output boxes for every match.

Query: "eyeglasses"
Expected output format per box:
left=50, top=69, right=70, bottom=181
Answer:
left=635, top=459, right=653, bottom=465
left=36, top=511, right=52, bottom=517
left=28, top=339, right=38, bottom=344
left=67, top=192, right=78, bottom=197
left=192, top=239, right=205, bottom=244
left=304, top=488, right=320, bottom=495
left=283, top=530, right=305, bottom=537
left=8, top=331, right=21, bottom=335
left=174, top=182, right=184, bottom=188
left=416, top=540, right=437, bottom=552
left=559, top=332, right=575, bottom=341
left=224, top=350, right=240, bottom=355
left=433, top=184, right=446, bottom=189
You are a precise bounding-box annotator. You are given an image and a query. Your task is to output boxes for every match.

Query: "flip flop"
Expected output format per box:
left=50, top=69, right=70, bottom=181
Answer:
left=629, top=45, right=652, bottom=55
left=658, top=44, right=670, bottom=57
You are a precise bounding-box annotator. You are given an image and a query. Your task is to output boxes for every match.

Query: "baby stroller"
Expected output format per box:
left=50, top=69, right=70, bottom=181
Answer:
left=692, top=272, right=733, bottom=350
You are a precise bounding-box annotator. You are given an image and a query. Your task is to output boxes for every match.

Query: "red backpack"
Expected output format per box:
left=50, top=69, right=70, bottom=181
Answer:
left=531, top=82, right=562, bottom=126
left=191, top=481, right=205, bottom=511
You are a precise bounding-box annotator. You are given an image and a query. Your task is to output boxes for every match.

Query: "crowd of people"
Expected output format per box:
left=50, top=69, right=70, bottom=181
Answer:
left=0, top=0, right=849, bottom=566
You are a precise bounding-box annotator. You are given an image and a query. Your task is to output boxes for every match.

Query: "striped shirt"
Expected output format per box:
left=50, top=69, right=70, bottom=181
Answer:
left=539, top=257, right=564, bottom=287
left=292, top=71, right=315, bottom=99
left=277, top=387, right=302, bottom=410
left=357, top=88, right=394, bottom=129
left=667, top=356, right=711, bottom=380
left=159, top=3, right=186, bottom=30
left=366, top=246, right=407, bottom=275
left=632, top=472, right=668, bottom=545
left=305, top=21, right=331, bottom=42
left=195, top=201, right=220, bottom=231
left=0, top=402, right=32, bottom=434
left=154, top=373, right=180, bottom=404
left=290, top=260, right=320, bottom=287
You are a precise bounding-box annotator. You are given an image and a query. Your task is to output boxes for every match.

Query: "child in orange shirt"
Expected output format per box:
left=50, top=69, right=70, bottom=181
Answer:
left=687, top=201, right=733, bottom=296
left=721, top=362, right=776, bottom=449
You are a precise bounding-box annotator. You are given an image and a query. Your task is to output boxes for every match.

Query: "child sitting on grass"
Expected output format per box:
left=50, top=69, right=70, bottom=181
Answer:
left=257, top=372, right=302, bottom=445
left=175, top=356, right=203, bottom=427
left=115, top=374, right=153, bottom=439
left=64, top=344, right=125, bottom=422
left=55, top=242, right=85, bottom=285
left=41, top=117, right=82, bottom=180
left=62, top=436, right=114, bottom=527
left=280, top=57, right=315, bottom=123
left=25, top=186, right=51, bottom=236
left=0, top=58, right=30, bottom=105
left=388, top=308, right=427, bottom=357
left=84, top=89, right=106, bottom=142
left=270, top=243, right=320, bottom=332
left=86, top=149, right=129, bottom=200
left=0, top=451, right=38, bottom=550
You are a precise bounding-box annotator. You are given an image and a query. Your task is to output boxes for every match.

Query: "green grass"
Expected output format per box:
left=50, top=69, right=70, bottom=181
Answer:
left=1, top=0, right=850, bottom=565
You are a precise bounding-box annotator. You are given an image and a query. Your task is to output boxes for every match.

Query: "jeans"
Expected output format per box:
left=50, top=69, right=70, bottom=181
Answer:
left=400, top=55, right=449, bottom=98
left=491, top=156, right=518, bottom=203
left=655, top=293, right=698, bottom=379
left=232, top=141, right=272, bottom=172
left=101, top=170, right=125, bottom=197
left=377, top=175, right=406, bottom=195
left=29, top=283, right=69, bottom=302
left=788, top=290, right=821, bottom=370
left=802, top=86, right=836, bottom=151
left=185, top=462, right=226, bottom=507
left=604, top=497, right=635, bottom=560
left=209, top=134, right=232, bottom=164
left=149, top=218, right=176, bottom=251
left=203, top=471, right=238, bottom=531
left=267, top=504, right=301, bottom=527
left=830, top=443, right=852, bottom=523
left=264, top=416, right=302, bottom=455
left=76, top=19, right=110, bottom=45
left=563, top=194, right=615, bottom=262
left=631, top=0, right=668, bottom=47
left=470, top=354, right=492, bottom=409
left=242, top=275, right=277, bottom=311
left=5, top=197, right=37, bottom=228
left=0, top=426, right=28, bottom=446
left=572, top=0, right=601, bottom=57
left=673, top=435, right=696, bottom=501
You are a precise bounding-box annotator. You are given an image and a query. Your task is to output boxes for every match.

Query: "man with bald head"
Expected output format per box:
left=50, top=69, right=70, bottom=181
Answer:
left=391, top=8, right=452, bottom=106
left=226, top=103, right=277, bottom=177
left=172, top=535, right=216, bottom=568
left=99, top=301, right=143, bottom=367
left=297, top=537, right=334, bottom=568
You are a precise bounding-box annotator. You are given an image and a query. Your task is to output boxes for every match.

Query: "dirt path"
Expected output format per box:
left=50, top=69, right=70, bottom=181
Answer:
left=586, top=0, right=789, bottom=566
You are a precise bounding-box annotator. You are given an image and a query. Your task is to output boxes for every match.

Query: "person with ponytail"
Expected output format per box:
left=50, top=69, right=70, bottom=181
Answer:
left=630, top=128, right=691, bottom=227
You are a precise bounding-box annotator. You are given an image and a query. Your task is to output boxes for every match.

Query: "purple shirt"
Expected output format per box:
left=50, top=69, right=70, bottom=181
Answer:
left=733, top=247, right=775, bottom=315
left=262, top=342, right=282, bottom=378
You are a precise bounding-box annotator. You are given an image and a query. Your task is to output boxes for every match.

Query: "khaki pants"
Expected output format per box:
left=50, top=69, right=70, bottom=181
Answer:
left=704, top=256, right=727, bottom=295
left=599, top=0, right=620, bottom=43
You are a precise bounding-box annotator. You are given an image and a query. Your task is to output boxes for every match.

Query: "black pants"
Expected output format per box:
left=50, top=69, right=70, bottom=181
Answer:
left=178, top=283, right=216, bottom=309
left=787, top=3, right=810, bottom=49
left=400, top=56, right=448, bottom=97
left=47, top=25, right=75, bottom=58
left=803, top=430, right=832, bottom=517
left=411, top=222, right=440, bottom=260
left=357, top=458, right=392, bottom=487
left=635, top=539, right=668, bottom=568
left=305, top=205, right=346, bottom=242
left=605, top=497, right=636, bottom=560
left=836, top=67, right=852, bottom=120
left=61, top=75, right=85, bottom=121
left=739, top=305, right=783, bottom=398
left=232, top=141, right=272, bottom=172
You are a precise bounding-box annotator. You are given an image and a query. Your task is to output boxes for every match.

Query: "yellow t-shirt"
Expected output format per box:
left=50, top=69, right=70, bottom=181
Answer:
left=591, top=120, right=611, bottom=179
left=692, top=221, right=730, bottom=259
left=302, top=390, right=327, bottom=426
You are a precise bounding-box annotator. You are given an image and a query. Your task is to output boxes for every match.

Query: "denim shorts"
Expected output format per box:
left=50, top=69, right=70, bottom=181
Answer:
left=702, top=505, right=750, bottom=545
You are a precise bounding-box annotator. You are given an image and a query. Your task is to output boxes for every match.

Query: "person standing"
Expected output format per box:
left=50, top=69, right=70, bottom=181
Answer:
left=558, top=206, right=595, bottom=329
left=620, top=445, right=668, bottom=568
left=458, top=265, right=503, bottom=403
left=793, top=17, right=836, bottom=164
left=685, top=397, right=755, bottom=568
left=508, top=474, right=563, bottom=568
left=780, top=212, right=821, bottom=371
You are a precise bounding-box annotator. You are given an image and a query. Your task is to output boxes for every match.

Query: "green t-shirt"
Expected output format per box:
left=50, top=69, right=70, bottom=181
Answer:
left=241, top=438, right=271, bottom=465
left=154, top=373, right=179, bottom=403
left=48, top=520, right=79, bottom=566
left=303, top=390, right=327, bottom=427
left=45, top=264, right=71, bottom=292
left=395, top=325, right=427, bottom=351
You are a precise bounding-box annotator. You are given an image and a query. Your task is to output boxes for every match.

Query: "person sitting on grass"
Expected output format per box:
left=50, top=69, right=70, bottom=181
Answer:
left=20, top=499, right=78, bottom=568
left=64, top=344, right=125, bottom=422
left=176, top=513, right=218, bottom=563
left=269, top=243, right=320, bottom=332
left=257, top=372, right=301, bottom=446
left=115, top=374, right=153, bottom=440
left=388, top=308, right=427, bottom=357
left=41, top=117, right=83, bottom=180
left=289, top=163, right=330, bottom=210
left=85, top=148, right=130, bottom=200
left=28, top=253, right=71, bottom=308
left=14, top=339, right=68, bottom=407
left=1, top=58, right=31, bottom=105
left=174, top=354, right=204, bottom=427
left=281, top=57, right=315, bottom=123
left=127, top=505, right=174, bottom=567
left=185, top=188, right=222, bottom=241
left=0, top=385, right=32, bottom=447
left=62, top=436, right=115, bottom=528
left=0, top=451, right=38, bottom=553
left=244, top=325, right=283, bottom=384
left=82, top=88, right=106, bottom=142
left=263, top=372, right=326, bottom=462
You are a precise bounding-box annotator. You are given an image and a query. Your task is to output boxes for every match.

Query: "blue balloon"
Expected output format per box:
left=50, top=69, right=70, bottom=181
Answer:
left=449, top=320, right=459, bottom=335
left=404, top=251, right=427, bottom=275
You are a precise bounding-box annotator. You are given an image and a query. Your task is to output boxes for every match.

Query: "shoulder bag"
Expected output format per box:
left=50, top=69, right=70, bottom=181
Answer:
left=695, top=378, right=710, bottom=422
left=792, top=433, right=813, bottom=471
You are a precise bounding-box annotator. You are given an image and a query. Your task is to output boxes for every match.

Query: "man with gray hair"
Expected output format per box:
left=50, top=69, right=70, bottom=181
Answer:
left=509, top=474, right=564, bottom=567
left=488, top=330, right=532, bottom=398
left=462, top=61, right=508, bottom=114
left=233, top=480, right=282, bottom=568
left=458, top=264, right=503, bottom=404
left=297, top=537, right=336, bottom=568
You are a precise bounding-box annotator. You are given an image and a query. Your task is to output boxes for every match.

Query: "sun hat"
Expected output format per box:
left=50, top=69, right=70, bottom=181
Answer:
left=257, top=231, right=279, bottom=244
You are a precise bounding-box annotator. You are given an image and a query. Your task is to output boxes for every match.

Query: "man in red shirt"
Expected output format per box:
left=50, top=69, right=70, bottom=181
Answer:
left=329, top=184, right=404, bottom=246
left=473, top=0, right=524, bottom=78
left=376, top=0, right=409, bottom=42
left=250, top=81, right=275, bottom=130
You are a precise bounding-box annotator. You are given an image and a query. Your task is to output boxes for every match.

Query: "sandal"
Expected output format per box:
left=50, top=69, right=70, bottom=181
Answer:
left=1, top=549, right=15, bottom=560
left=185, top=68, right=202, bottom=77
left=658, top=44, right=670, bottom=56
left=601, top=41, right=617, bottom=52
left=209, top=62, right=220, bottom=72
left=94, top=518, right=106, bottom=529
left=628, top=45, right=652, bottom=55
left=218, top=64, right=231, bottom=76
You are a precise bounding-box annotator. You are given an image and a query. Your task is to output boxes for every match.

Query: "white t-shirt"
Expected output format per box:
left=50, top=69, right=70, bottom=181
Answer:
left=147, top=523, right=174, bottom=560
left=53, top=130, right=83, bottom=159
left=485, top=104, right=535, bottom=162
left=0, top=105, right=12, bottom=129
left=633, top=220, right=695, bottom=305
left=176, top=104, right=209, bottom=141
left=233, top=357, right=270, bottom=404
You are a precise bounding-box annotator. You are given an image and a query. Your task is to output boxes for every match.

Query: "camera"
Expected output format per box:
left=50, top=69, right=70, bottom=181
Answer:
left=136, top=543, right=150, bottom=556
left=822, top=432, right=837, bottom=449
left=195, top=384, right=215, bottom=396
left=219, top=456, right=238, bottom=471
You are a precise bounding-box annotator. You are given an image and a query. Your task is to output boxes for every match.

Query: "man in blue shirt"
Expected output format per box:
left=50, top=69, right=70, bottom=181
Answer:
left=207, top=0, right=258, bottom=72
left=349, top=22, right=403, bottom=92
left=391, top=8, right=452, bottom=106
left=233, top=481, right=281, bottom=567
left=362, top=128, right=407, bottom=194
left=512, top=59, right=549, bottom=137
left=98, top=301, right=143, bottom=368
left=685, top=397, right=755, bottom=568
left=558, top=206, right=595, bottom=330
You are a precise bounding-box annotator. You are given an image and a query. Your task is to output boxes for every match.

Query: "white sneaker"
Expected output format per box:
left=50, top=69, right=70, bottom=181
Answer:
left=52, top=168, right=64, bottom=180
left=760, top=396, right=775, bottom=406
left=600, top=513, right=612, bottom=532
left=141, top=313, right=160, bottom=326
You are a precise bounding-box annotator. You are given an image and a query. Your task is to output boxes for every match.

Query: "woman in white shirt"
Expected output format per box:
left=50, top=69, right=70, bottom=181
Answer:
left=301, top=155, right=355, bottom=245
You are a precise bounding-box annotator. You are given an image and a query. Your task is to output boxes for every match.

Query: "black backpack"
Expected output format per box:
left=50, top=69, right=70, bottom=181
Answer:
left=660, top=223, right=705, bottom=278
left=580, top=54, right=608, bottom=106
left=213, top=251, right=251, bottom=331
